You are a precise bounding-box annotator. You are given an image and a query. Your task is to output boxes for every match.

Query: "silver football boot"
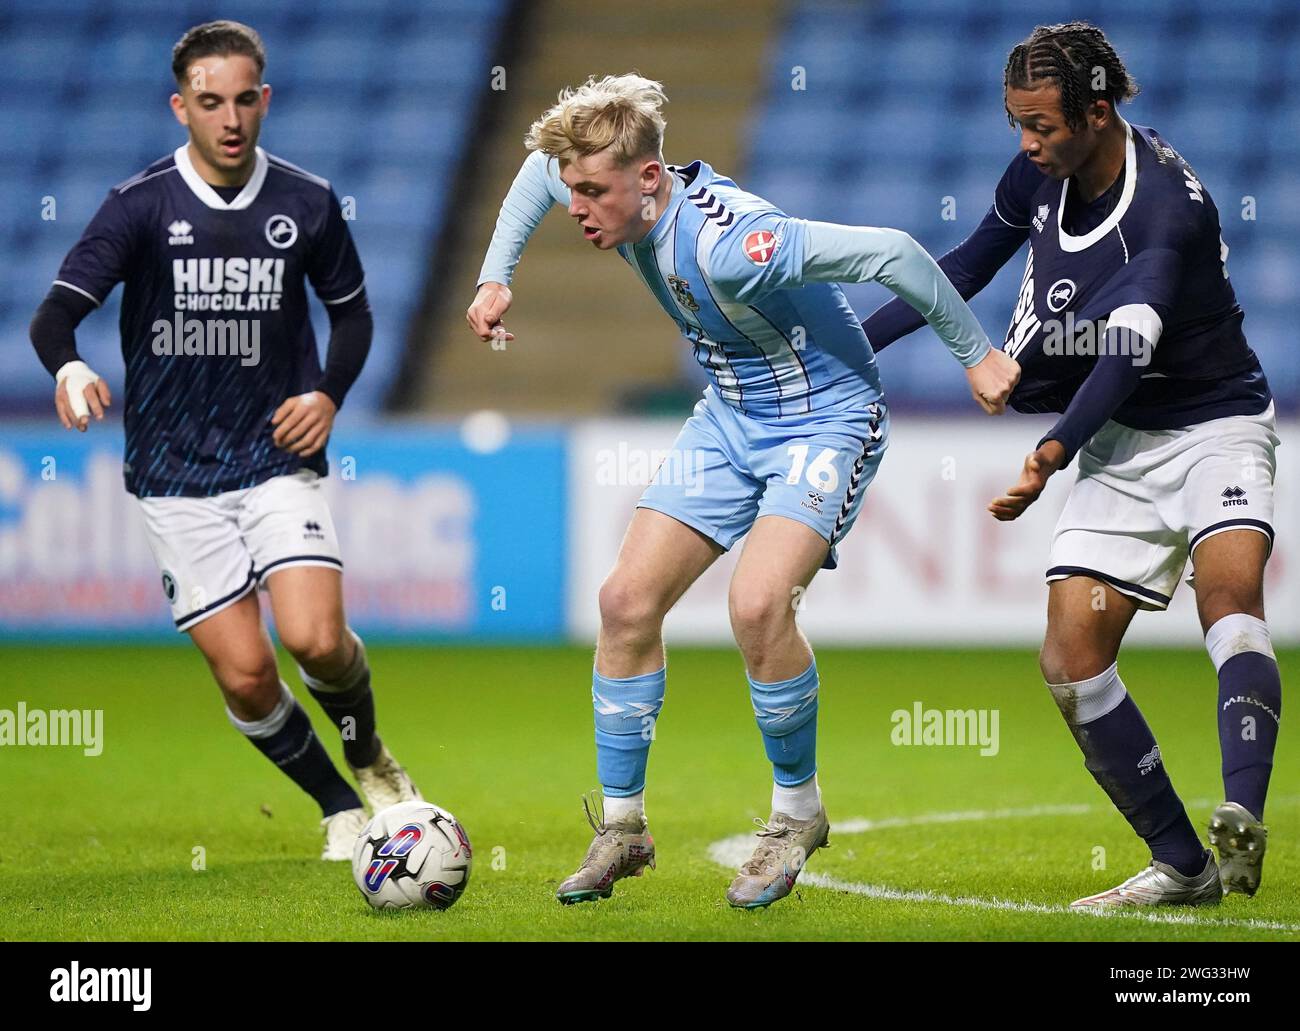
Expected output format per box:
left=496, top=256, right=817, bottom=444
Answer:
left=1070, top=852, right=1223, bottom=909
left=555, top=792, right=656, bottom=904
left=1208, top=801, right=1267, bottom=896
left=726, top=808, right=830, bottom=909
left=320, top=806, right=368, bottom=862
left=350, top=743, right=422, bottom=812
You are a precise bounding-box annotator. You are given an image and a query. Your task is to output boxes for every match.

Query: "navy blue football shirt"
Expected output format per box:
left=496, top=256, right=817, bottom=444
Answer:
left=864, top=121, right=1272, bottom=435
left=992, top=121, right=1270, bottom=427
left=53, top=145, right=365, bottom=497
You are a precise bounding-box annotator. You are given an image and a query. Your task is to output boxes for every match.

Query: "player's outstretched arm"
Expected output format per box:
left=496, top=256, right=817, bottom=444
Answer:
left=468, top=151, right=571, bottom=341
left=713, top=216, right=1018, bottom=413
left=861, top=205, right=1029, bottom=353
left=803, top=221, right=1020, bottom=414
left=989, top=307, right=1160, bottom=520
left=30, top=287, right=111, bottom=431
left=862, top=152, right=1042, bottom=355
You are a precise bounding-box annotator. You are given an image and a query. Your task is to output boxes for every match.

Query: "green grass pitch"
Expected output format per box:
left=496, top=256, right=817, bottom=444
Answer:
left=1, top=644, right=1296, bottom=941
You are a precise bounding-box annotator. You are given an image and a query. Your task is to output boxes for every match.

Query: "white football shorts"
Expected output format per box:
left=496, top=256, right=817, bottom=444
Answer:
left=1047, top=403, right=1278, bottom=610
left=136, top=469, right=343, bottom=631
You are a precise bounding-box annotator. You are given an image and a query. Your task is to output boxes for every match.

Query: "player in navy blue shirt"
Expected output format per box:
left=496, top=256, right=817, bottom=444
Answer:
left=29, top=21, right=420, bottom=858
left=864, top=22, right=1282, bottom=907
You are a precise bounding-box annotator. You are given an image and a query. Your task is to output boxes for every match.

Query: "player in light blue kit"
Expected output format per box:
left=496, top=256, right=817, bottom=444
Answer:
left=467, top=75, right=1019, bottom=908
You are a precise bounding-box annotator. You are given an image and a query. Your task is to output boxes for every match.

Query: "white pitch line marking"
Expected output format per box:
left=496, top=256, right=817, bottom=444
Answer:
left=707, top=799, right=1300, bottom=933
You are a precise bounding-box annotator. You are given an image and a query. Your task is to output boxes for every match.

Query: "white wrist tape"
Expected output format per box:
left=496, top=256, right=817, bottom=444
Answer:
left=55, top=360, right=100, bottom=420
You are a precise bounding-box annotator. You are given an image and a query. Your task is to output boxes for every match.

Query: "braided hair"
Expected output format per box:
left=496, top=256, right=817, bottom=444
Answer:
left=1004, top=22, right=1139, bottom=131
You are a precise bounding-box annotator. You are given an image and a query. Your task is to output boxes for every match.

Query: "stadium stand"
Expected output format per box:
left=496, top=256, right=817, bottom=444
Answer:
left=0, top=0, right=508, bottom=414
left=3, top=1, right=1296, bottom=416
left=745, top=0, right=1300, bottom=408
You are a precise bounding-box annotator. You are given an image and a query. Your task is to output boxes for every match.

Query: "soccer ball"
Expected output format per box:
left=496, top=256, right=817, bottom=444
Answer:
left=351, top=800, right=472, bottom=910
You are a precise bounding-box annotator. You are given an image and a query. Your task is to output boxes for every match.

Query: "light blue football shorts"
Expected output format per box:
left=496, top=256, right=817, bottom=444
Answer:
left=637, top=387, right=888, bottom=569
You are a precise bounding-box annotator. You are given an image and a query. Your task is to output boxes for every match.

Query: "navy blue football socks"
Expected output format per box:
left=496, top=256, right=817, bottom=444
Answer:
left=301, top=628, right=382, bottom=769
left=1048, top=663, right=1205, bottom=877
left=229, top=681, right=362, bottom=817
left=1216, top=651, right=1282, bottom=822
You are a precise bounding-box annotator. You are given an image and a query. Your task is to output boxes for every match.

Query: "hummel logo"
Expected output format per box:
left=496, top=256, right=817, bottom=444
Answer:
left=303, top=519, right=324, bottom=539
left=1222, top=485, right=1248, bottom=507
left=1137, top=744, right=1162, bottom=776
left=167, top=219, right=193, bottom=245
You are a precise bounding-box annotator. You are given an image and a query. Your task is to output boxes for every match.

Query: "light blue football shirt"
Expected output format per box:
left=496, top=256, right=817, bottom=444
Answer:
left=479, top=151, right=990, bottom=419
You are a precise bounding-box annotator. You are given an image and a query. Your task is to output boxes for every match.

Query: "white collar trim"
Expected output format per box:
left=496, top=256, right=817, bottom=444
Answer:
left=1057, top=119, right=1136, bottom=253
left=174, top=144, right=268, bottom=210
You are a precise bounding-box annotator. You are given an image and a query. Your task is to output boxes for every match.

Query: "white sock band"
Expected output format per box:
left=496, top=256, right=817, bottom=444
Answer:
left=773, top=774, right=821, bottom=821
left=1205, top=613, right=1274, bottom=673
left=227, top=680, right=296, bottom=738
left=603, top=791, right=644, bottom=823
left=298, top=627, right=368, bottom=692
left=1046, top=662, right=1127, bottom=726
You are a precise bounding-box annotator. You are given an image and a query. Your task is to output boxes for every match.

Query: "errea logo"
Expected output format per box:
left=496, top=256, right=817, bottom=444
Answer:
left=1032, top=204, right=1050, bottom=233
left=167, top=219, right=193, bottom=245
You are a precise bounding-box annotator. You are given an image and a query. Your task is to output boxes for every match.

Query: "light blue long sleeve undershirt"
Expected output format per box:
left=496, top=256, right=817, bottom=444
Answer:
left=477, top=151, right=570, bottom=287
left=476, top=153, right=992, bottom=369
left=799, top=221, right=992, bottom=368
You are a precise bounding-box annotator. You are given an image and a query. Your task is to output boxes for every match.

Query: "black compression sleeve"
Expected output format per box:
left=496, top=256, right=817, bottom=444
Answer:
left=1038, top=326, right=1152, bottom=466
left=29, top=286, right=96, bottom=377
left=315, top=288, right=374, bottom=409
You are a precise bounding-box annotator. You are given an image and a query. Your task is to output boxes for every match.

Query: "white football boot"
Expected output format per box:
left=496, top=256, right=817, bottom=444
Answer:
left=320, top=806, right=368, bottom=861
left=1208, top=801, right=1268, bottom=897
left=1070, top=852, right=1223, bottom=909
left=726, top=808, right=830, bottom=909
left=555, top=793, right=655, bottom=904
left=350, top=743, right=422, bottom=812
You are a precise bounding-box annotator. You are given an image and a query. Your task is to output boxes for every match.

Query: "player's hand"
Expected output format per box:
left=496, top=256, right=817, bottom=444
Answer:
left=466, top=281, right=514, bottom=343
left=271, top=391, right=336, bottom=456
left=54, top=360, right=111, bottom=431
left=988, top=441, right=1065, bottom=521
left=965, top=348, right=1020, bottom=415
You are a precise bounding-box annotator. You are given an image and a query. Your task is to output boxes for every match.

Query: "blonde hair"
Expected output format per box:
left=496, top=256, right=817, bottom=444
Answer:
left=525, top=74, right=667, bottom=166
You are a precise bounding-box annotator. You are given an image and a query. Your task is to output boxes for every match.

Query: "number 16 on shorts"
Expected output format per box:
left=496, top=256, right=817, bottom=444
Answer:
left=786, top=445, right=841, bottom=492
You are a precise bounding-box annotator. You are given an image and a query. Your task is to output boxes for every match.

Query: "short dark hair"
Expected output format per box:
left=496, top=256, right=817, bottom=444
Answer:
left=1004, top=21, right=1139, bottom=132
left=172, top=20, right=265, bottom=87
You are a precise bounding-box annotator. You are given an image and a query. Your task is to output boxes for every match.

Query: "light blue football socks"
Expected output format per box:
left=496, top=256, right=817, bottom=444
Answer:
left=749, top=659, right=820, bottom=788
left=593, top=665, right=666, bottom=799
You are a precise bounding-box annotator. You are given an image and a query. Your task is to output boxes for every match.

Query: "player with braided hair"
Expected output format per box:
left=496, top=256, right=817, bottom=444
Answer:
left=865, top=21, right=1282, bottom=909
left=1003, top=21, right=1139, bottom=136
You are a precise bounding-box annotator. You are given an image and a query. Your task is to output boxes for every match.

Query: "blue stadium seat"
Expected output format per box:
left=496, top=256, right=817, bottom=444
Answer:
left=0, top=0, right=507, bottom=414
left=742, top=0, right=1299, bottom=412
